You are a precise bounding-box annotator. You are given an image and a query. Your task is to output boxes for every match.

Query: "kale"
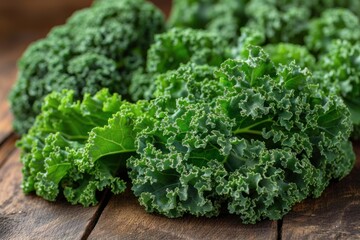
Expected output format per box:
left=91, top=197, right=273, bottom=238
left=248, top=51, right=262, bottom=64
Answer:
left=306, top=8, right=360, bottom=53
left=316, top=40, right=360, bottom=138
left=12, top=0, right=359, bottom=224
left=128, top=47, right=354, bottom=223
left=18, top=46, right=355, bottom=223
left=9, top=0, right=165, bottom=134
left=168, top=0, right=249, bottom=43
left=129, top=28, right=230, bottom=101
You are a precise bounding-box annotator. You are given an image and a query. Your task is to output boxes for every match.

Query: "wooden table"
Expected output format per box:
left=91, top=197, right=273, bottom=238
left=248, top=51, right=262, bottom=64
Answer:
left=1, top=3, right=360, bottom=240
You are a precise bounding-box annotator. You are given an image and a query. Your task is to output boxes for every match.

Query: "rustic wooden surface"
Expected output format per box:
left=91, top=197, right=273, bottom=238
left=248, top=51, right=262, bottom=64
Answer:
left=0, top=1, right=359, bottom=239
left=0, top=150, right=108, bottom=240
left=281, top=143, right=360, bottom=240
left=0, top=47, right=17, bottom=143
left=88, top=190, right=278, bottom=240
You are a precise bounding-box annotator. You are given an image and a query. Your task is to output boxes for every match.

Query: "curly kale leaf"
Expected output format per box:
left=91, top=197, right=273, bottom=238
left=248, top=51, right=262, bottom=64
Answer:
left=245, top=0, right=311, bottom=44
left=216, top=47, right=354, bottom=187
left=169, top=0, right=360, bottom=47
left=315, top=40, right=360, bottom=138
left=310, top=0, right=360, bottom=20
left=129, top=100, right=231, bottom=218
left=128, top=46, right=354, bottom=223
left=232, top=26, right=266, bottom=59
left=264, top=43, right=316, bottom=70
left=306, top=8, right=360, bottom=53
left=153, top=64, right=222, bottom=104
left=18, top=89, right=143, bottom=206
left=146, top=28, right=230, bottom=74
left=129, top=28, right=230, bottom=101
left=168, top=0, right=248, bottom=43
left=233, top=32, right=316, bottom=70
left=9, top=0, right=165, bottom=134
left=65, top=0, right=165, bottom=70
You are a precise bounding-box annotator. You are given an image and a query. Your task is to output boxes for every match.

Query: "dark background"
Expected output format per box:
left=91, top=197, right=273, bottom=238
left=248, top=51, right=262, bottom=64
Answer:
left=0, top=0, right=171, bottom=51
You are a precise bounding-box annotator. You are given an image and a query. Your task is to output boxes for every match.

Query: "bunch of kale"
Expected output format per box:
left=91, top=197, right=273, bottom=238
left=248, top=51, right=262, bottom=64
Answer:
left=10, top=0, right=359, bottom=224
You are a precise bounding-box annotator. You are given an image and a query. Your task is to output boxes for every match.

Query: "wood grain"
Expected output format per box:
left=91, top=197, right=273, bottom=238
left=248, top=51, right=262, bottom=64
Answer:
left=281, top=142, right=360, bottom=240
left=0, top=150, right=107, bottom=240
left=0, top=134, right=16, bottom=169
left=0, top=59, right=15, bottom=144
left=0, top=106, right=13, bottom=144
left=89, top=189, right=278, bottom=240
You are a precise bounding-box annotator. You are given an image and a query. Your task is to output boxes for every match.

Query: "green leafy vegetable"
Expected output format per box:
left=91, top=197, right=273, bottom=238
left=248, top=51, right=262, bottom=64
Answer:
left=146, top=28, right=230, bottom=74
left=316, top=40, right=360, bottom=138
left=168, top=0, right=248, bottom=43
left=245, top=0, right=312, bottom=44
left=231, top=26, right=266, bottom=60
left=128, top=47, right=354, bottom=223
left=306, top=8, right=360, bottom=53
left=129, top=28, right=230, bottom=101
left=19, top=89, right=146, bottom=206
left=14, top=0, right=358, bottom=225
left=310, top=0, right=360, bottom=17
left=9, top=0, right=165, bottom=134
left=264, top=43, right=316, bottom=69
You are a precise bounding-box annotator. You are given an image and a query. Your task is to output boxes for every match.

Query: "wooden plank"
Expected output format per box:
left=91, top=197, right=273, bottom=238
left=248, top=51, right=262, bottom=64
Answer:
left=0, top=104, right=13, bottom=143
left=0, top=150, right=106, bottom=240
left=0, top=134, right=17, bottom=169
left=89, top=189, right=278, bottom=240
left=281, top=142, right=360, bottom=240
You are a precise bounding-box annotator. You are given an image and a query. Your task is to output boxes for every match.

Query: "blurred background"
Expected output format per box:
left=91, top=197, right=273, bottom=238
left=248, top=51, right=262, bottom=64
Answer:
left=0, top=0, right=171, bottom=51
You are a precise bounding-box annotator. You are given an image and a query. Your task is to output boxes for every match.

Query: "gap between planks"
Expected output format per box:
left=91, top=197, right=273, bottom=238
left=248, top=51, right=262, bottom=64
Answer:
left=0, top=132, right=113, bottom=240
left=0, top=131, right=113, bottom=240
left=0, top=132, right=279, bottom=240
left=0, top=149, right=113, bottom=240
left=277, top=219, right=283, bottom=240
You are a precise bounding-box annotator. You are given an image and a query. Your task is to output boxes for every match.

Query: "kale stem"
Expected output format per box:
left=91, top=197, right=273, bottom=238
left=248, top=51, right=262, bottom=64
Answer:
left=233, top=118, right=272, bottom=135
